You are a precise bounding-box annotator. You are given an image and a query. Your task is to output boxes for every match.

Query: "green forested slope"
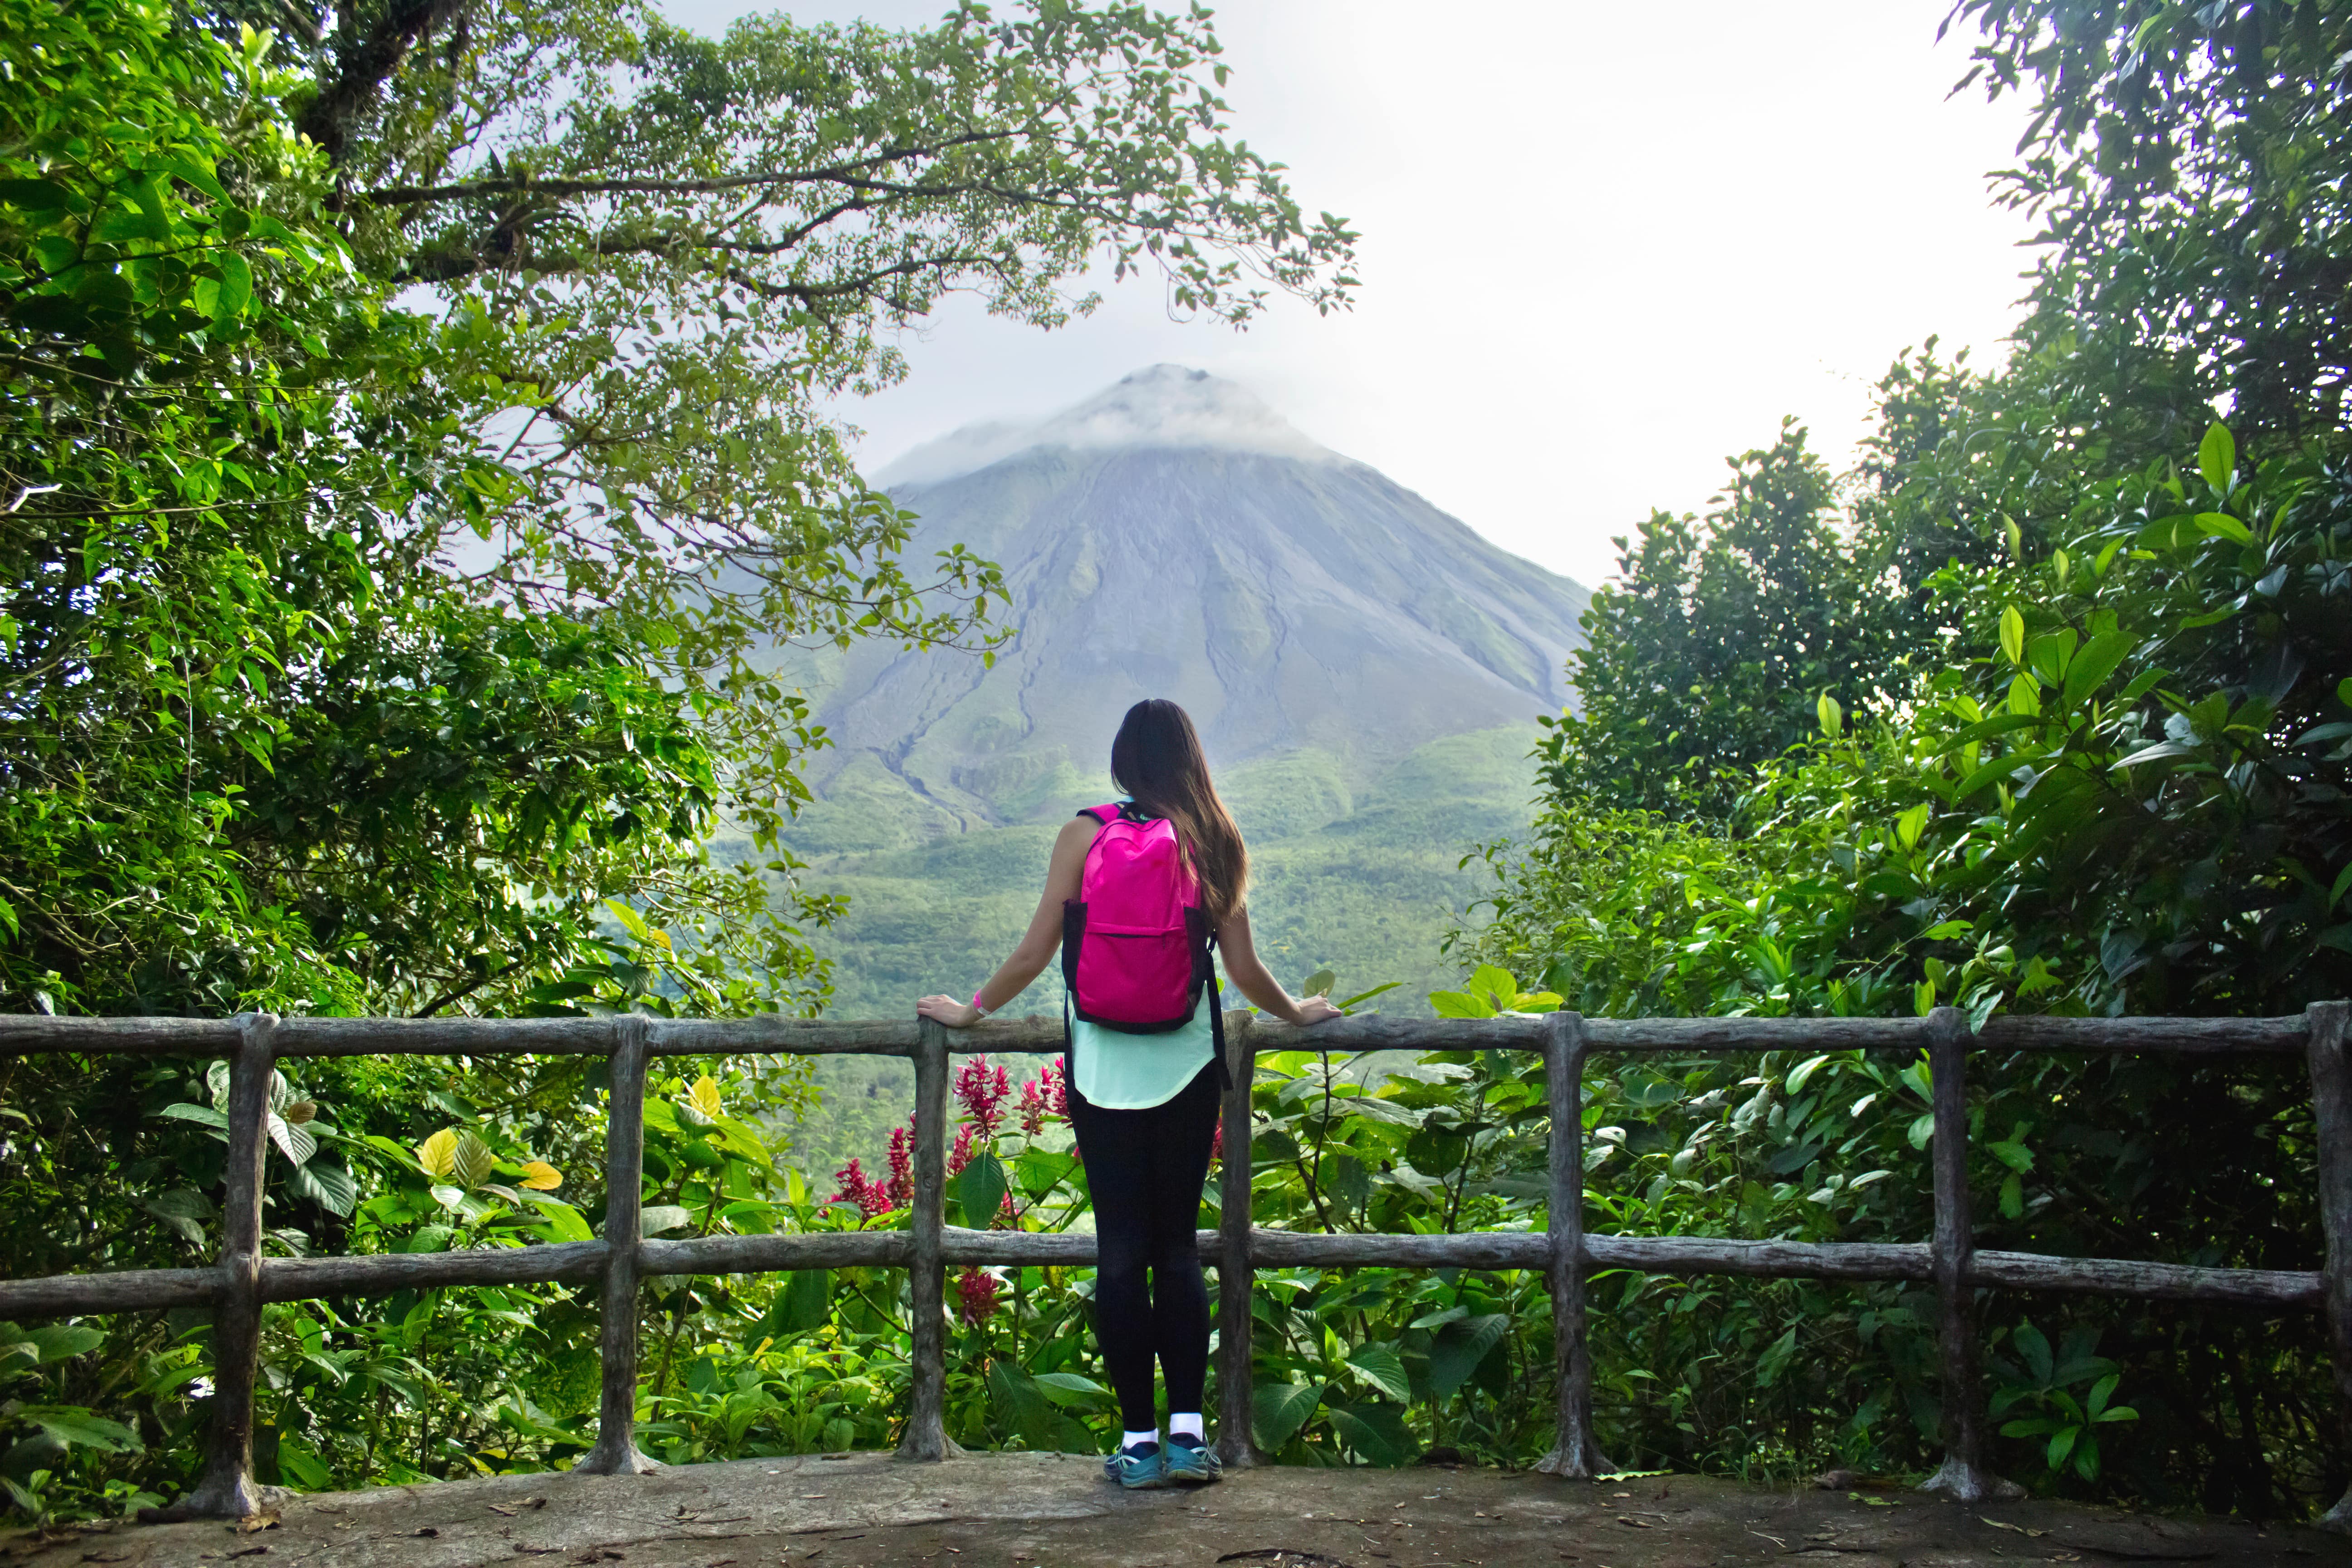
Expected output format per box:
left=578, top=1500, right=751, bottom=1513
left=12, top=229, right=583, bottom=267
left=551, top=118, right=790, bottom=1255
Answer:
left=758, top=725, right=1539, bottom=1176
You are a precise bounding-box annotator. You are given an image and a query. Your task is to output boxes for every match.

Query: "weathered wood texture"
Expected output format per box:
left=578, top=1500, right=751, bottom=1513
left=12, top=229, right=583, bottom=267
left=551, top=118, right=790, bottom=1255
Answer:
left=4, top=1231, right=2309, bottom=1318
left=1216, top=1018, right=1263, bottom=1469
left=262, top=1243, right=609, bottom=1300
left=0, top=1267, right=220, bottom=1317
left=641, top=1233, right=910, bottom=1276
left=1, top=1008, right=2313, bottom=1058
left=576, top=1018, right=658, bottom=1476
left=1535, top=1013, right=1611, bottom=1478
left=0, top=1015, right=243, bottom=1054
left=1921, top=1008, right=2014, bottom=1503
left=1586, top=1015, right=1926, bottom=1053
left=181, top=1017, right=275, bottom=1519
left=1978, top=1012, right=2306, bottom=1055
left=897, top=1020, right=960, bottom=1460
left=2306, top=1000, right=2352, bottom=1534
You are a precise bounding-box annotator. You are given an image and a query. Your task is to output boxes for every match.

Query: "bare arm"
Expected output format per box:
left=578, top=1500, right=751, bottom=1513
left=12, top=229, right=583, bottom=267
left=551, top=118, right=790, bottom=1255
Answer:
left=917, top=816, right=1098, bottom=1028
left=1216, top=903, right=1340, bottom=1028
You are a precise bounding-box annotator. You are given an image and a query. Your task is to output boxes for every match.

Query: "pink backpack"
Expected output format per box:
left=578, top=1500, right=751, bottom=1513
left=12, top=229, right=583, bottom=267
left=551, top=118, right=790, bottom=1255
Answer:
left=1061, top=802, right=1229, bottom=1082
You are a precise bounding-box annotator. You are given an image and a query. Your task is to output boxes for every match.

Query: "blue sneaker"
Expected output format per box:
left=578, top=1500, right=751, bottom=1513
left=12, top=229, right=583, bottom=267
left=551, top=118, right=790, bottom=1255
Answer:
left=1162, top=1433, right=1222, bottom=1485
left=1103, top=1440, right=1165, bottom=1490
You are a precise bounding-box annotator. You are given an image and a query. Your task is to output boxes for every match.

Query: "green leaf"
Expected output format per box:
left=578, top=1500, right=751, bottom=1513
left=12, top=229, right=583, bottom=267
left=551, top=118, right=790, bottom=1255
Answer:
left=20, top=1406, right=142, bottom=1454
left=267, top=1111, right=316, bottom=1166
left=1345, top=1346, right=1413, bottom=1403
left=779, top=1268, right=832, bottom=1333
left=1031, top=1371, right=1114, bottom=1406
left=27, top=1326, right=103, bottom=1363
left=1301, top=967, right=1337, bottom=998
left=288, top=1161, right=357, bottom=1216
left=1325, top=1400, right=1416, bottom=1466
left=1251, top=1381, right=1326, bottom=1452
left=1426, top=990, right=1492, bottom=1019
left=452, top=1131, right=497, bottom=1190
left=525, top=1195, right=594, bottom=1244
left=1015, top=1148, right=1076, bottom=1200
left=603, top=898, right=654, bottom=944
left=637, top=1205, right=693, bottom=1236
left=2060, top=631, right=2135, bottom=709
left=205, top=252, right=251, bottom=323
left=2197, top=421, right=2235, bottom=493
left=1427, top=1312, right=1510, bottom=1399
left=1999, top=604, right=2026, bottom=667
left=954, top=1150, right=1009, bottom=1229
left=1817, top=691, right=1843, bottom=738
left=1895, top=803, right=1930, bottom=850
left=2193, top=511, right=2253, bottom=545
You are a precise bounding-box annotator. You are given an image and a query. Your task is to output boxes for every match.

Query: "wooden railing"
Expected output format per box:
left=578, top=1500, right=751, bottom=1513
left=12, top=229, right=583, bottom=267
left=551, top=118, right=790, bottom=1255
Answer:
left=2, top=1004, right=2348, bottom=1529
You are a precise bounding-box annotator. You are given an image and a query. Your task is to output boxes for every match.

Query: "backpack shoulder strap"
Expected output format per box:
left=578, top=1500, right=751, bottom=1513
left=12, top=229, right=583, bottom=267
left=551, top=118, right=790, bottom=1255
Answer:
left=1077, top=802, right=1121, bottom=827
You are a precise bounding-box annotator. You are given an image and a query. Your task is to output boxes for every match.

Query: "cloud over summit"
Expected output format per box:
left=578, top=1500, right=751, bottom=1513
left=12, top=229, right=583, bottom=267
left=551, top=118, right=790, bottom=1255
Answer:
left=871, top=364, right=1335, bottom=488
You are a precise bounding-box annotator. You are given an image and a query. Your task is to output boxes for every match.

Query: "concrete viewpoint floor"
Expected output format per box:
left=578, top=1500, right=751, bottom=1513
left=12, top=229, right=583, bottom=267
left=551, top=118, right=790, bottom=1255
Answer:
left=1, top=1452, right=2338, bottom=1568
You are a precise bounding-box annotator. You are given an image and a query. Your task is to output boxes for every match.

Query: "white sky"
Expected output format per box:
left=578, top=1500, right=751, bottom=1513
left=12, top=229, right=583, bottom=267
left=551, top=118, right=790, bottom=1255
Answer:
left=659, top=0, right=2040, bottom=588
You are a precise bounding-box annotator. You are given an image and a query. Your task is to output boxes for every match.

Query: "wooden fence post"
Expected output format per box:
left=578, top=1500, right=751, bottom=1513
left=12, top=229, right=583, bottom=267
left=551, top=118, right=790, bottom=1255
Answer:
left=1536, top=1010, right=1613, bottom=1477
left=1919, top=1005, right=2015, bottom=1502
left=173, top=1013, right=277, bottom=1518
left=1215, top=1012, right=1262, bottom=1469
left=578, top=1014, right=658, bottom=1475
left=897, top=1017, right=960, bottom=1459
left=2304, top=999, right=2352, bottom=1534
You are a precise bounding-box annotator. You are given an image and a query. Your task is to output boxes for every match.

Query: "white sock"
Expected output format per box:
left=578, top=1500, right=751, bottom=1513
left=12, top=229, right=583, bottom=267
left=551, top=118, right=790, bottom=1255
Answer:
left=1122, top=1427, right=1158, bottom=1451
left=1168, top=1413, right=1204, bottom=1442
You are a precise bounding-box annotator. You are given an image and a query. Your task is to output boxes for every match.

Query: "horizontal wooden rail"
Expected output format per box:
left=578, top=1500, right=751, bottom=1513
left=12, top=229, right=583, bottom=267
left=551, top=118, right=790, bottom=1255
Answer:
left=3, top=1231, right=2318, bottom=1322
left=1, top=1003, right=2346, bottom=1532
left=0, top=1010, right=2314, bottom=1058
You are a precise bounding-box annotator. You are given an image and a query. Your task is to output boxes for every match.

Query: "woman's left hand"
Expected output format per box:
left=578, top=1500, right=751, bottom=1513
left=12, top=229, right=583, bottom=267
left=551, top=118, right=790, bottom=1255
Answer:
left=917, top=994, right=982, bottom=1029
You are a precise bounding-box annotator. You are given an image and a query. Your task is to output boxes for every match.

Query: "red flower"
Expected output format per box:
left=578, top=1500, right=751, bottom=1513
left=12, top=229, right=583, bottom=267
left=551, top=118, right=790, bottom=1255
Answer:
left=885, top=1125, right=914, bottom=1210
left=948, top=1121, right=977, bottom=1176
left=955, top=1054, right=1013, bottom=1135
left=955, top=1266, right=1002, bottom=1326
left=828, top=1157, right=895, bottom=1218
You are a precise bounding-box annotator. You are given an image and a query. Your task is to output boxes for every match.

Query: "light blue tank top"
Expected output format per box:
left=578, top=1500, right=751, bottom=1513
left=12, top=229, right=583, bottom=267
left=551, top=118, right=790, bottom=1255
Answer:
left=1070, top=1009, right=1215, bottom=1110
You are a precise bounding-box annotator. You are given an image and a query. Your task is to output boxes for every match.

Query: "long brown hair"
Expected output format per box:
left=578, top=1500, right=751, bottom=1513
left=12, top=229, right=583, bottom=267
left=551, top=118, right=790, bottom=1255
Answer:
left=1110, top=699, right=1247, bottom=926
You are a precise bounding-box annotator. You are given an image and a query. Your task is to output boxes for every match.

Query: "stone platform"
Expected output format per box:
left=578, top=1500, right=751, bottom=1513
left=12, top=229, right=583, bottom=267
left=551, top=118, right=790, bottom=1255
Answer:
left=0, top=1452, right=2335, bottom=1568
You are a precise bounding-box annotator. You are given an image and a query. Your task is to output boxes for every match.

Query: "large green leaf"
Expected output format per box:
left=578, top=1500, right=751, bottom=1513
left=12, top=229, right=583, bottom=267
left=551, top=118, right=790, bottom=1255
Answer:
left=954, top=1150, right=1009, bottom=1229
left=1250, top=1381, right=1326, bottom=1453
left=19, top=1406, right=141, bottom=1454
left=1325, top=1400, right=1416, bottom=1466
left=1427, top=1312, right=1511, bottom=1400
left=1345, top=1346, right=1412, bottom=1403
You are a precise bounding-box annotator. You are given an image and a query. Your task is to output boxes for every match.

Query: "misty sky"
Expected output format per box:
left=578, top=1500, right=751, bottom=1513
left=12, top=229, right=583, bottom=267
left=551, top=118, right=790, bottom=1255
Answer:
left=659, top=0, right=2039, bottom=588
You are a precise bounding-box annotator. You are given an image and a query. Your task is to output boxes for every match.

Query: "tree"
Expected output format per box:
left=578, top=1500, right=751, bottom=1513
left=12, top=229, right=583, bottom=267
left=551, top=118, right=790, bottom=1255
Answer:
left=1542, top=421, right=1911, bottom=818
left=0, top=0, right=1357, bottom=1017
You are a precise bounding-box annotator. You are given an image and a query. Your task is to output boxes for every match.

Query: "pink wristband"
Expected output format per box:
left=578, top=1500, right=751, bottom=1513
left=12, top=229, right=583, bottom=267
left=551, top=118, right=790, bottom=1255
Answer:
left=970, top=990, right=993, bottom=1019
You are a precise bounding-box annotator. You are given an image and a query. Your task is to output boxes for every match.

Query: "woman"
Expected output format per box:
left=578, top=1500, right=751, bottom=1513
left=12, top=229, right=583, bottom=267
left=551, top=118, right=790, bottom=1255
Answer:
left=918, top=698, right=1339, bottom=1489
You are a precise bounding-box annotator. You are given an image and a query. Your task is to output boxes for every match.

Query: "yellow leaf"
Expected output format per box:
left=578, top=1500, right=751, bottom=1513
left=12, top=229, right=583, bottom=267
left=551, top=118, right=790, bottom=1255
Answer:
left=520, top=1161, right=562, bottom=1191
left=416, top=1127, right=459, bottom=1179
left=687, top=1074, right=723, bottom=1122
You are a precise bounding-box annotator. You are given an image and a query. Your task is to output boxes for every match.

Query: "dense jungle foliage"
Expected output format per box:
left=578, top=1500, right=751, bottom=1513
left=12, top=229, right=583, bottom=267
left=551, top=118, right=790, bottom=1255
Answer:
left=6, top=0, right=2352, bottom=1536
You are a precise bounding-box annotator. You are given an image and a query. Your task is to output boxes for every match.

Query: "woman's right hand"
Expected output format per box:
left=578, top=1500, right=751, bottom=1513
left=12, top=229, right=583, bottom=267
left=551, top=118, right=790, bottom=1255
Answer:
left=1292, top=994, right=1342, bottom=1026
left=916, top=994, right=982, bottom=1029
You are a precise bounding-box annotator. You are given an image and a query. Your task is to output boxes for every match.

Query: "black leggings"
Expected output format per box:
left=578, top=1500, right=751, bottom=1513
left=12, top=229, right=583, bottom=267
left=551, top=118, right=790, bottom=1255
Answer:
left=1067, top=1058, right=1220, bottom=1434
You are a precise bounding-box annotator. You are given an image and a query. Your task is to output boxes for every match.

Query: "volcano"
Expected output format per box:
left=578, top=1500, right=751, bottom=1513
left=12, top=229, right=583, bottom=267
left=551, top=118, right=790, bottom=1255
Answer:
left=795, top=364, right=1590, bottom=832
